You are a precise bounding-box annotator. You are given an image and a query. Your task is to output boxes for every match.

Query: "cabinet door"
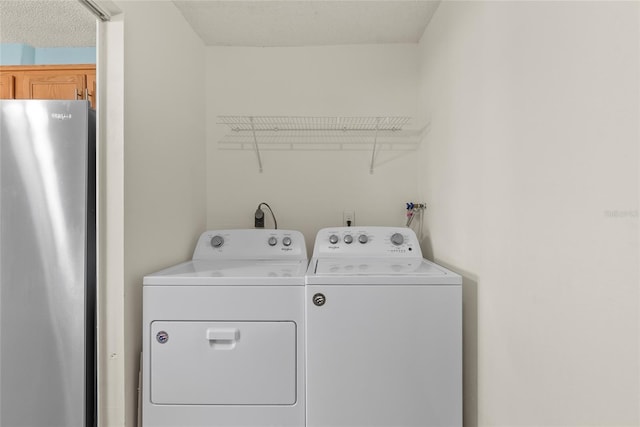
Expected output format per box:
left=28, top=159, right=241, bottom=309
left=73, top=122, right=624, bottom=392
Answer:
left=0, top=75, right=16, bottom=99
left=22, top=73, right=85, bottom=101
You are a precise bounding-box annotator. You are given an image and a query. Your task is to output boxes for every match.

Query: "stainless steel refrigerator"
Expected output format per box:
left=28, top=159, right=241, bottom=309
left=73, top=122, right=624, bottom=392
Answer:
left=0, top=100, right=96, bottom=426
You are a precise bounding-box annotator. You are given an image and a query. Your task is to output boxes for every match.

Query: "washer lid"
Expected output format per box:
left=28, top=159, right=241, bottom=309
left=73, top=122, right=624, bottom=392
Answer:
left=144, top=259, right=308, bottom=286
left=308, top=258, right=461, bottom=285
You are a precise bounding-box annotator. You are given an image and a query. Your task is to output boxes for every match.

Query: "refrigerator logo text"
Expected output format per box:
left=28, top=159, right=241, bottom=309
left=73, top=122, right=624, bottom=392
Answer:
left=51, top=113, right=72, bottom=120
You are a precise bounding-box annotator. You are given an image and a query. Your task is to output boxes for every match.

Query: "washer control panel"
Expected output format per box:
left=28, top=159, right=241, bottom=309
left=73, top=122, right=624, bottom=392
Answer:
left=312, top=226, right=422, bottom=258
left=193, top=229, right=307, bottom=260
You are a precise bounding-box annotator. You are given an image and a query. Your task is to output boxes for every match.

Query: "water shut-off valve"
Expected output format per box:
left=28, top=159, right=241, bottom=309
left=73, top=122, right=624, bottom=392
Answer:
left=405, top=202, right=426, bottom=227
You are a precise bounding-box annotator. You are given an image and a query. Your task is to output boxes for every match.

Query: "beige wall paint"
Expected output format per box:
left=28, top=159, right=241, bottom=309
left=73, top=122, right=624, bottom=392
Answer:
left=101, top=1, right=639, bottom=425
left=205, top=45, right=421, bottom=252
left=418, top=2, right=639, bottom=426
left=102, top=2, right=207, bottom=426
left=97, top=12, right=126, bottom=427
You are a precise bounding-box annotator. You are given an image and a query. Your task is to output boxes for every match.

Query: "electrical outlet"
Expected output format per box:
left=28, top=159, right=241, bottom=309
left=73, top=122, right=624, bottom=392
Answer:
left=343, top=210, right=355, bottom=227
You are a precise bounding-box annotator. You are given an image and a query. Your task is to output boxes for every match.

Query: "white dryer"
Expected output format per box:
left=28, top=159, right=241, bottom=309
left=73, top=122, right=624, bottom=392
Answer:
left=142, top=229, right=307, bottom=427
left=305, top=226, right=462, bottom=427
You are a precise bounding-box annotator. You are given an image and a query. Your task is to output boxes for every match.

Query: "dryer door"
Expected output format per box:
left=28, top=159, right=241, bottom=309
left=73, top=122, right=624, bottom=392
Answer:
left=150, top=321, right=297, bottom=405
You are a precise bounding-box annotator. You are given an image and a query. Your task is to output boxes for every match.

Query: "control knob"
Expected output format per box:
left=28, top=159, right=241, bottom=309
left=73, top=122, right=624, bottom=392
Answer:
left=268, top=237, right=278, bottom=246
left=329, top=234, right=339, bottom=244
left=344, top=235, right=353, bottom=244
left=358, top=234, right=368, bottom=244
left=282, top=237, right=292, bottom=247
left=390, top=233, right=404, bottom=246
left=210, top=235, right=224, bottom=248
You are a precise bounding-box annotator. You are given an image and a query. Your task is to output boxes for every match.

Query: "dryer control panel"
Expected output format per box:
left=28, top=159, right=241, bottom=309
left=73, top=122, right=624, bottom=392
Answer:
left=193, top=229, right=307, bottom=260
left=312, top=226, right=423, bottom=258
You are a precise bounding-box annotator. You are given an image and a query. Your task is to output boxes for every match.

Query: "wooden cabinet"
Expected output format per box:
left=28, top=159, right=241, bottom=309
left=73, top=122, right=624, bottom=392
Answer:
left=22, top=72, right=85, bottom=102
left=0, top=65, right=96, bottom=108
left=0, top=74, right=15, bottom=99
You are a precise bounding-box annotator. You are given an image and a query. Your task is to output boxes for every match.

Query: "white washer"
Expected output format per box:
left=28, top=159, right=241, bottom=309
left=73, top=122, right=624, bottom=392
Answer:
left=142, top=229, right=307, bottom=427
left=305, top=226, right=462, bottom=427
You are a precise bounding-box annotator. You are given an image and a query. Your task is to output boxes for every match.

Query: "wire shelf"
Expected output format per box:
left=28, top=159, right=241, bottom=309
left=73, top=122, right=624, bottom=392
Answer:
left=217, top=116, right=420, bottom=173
left=218, top=115, right=411, bottom=132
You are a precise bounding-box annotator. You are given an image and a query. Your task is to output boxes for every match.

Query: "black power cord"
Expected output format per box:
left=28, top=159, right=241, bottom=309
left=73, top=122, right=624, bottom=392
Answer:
left=254, top=202, right=278, bottom=229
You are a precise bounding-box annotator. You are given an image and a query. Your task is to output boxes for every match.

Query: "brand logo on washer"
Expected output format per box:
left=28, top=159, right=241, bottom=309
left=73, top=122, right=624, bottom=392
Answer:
left=313, top=293, right=326, bottom=306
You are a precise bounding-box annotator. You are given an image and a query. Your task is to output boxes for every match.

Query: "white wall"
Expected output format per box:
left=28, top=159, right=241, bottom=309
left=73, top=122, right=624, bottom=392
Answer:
left=418, top=2, right=639, bottom=426
left=102, top=2, right=206, bottom=426
left=205, top=45, right=420, bottom=252
left=97, top=11, right=126, bottom=427
left=100, top=2, right=639, bottom=426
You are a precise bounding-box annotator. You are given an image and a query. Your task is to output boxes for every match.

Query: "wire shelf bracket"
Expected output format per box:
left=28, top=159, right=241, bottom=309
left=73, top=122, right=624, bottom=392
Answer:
left=249, top=117, right=264, bottom=173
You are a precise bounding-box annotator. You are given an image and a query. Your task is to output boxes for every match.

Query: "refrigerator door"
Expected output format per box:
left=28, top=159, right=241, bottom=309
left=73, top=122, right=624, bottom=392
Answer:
left=0, top=100, right=94, bottom=427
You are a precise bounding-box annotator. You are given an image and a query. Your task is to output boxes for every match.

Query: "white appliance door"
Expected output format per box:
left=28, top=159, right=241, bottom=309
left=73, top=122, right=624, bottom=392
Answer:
left=306, top=285, right=462, bottom=427
left=150, top=321, right=296, bottom=405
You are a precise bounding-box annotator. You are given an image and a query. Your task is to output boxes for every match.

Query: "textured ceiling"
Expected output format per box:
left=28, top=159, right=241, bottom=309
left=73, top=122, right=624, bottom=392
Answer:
left=0, top=1, right=439, bottom=49
left=0, top=0, right=96, bottom=47
left=173, top=1, right=440, bottom=47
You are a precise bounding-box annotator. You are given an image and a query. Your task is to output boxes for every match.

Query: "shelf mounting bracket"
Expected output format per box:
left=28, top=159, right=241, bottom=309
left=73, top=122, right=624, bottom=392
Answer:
left=369, top=117, right=380, bottom=174
left=249, top=116, right=264, bottom=173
